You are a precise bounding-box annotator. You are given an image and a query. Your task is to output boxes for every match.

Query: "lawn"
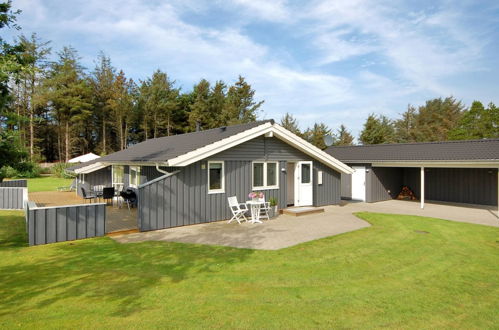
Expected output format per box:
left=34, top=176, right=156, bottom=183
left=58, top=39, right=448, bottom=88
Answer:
left=23, top=176, right=73, bottom=192
left=0, top=211, right=498, bottom=329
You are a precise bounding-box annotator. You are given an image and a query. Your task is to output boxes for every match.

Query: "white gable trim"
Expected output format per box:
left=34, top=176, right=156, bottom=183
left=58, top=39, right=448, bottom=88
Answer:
left=166, top=122, right=354, bottom=174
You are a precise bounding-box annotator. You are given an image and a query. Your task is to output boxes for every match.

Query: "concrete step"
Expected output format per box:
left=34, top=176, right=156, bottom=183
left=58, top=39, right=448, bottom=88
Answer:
left=282, top=207, right=325, bottom=217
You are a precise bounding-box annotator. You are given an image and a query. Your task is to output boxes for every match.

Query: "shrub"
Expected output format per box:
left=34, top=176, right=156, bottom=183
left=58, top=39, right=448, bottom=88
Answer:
left=0, top=161, right=41, bottom=179
left=51, top=162, right=76, bottom=179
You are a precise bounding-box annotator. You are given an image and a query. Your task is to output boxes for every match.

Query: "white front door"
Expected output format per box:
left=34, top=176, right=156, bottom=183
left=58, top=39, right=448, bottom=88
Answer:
left=351, top=166, right=366, bottom=201
left=295, top=161, right=313, bottom=206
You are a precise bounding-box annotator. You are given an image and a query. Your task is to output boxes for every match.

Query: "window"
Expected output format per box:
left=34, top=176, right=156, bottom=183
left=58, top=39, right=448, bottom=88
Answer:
left=253, top=162, right=279, bottom=189
left=301, top=163, right=311, bottom=184
left=112, top=165, right=124, bottom=185
left=208, top=161, right=224, bottom=193
left=129, top=166, right=140, bottom=188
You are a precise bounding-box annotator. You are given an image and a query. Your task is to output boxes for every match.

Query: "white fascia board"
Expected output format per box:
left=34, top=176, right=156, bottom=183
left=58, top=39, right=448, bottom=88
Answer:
left=271, top=124, right=354, bottom=174
left=166, top=122, right=274, bottom=167
left=74, top=162, right=107, bottom=174
left=166, top=122, right=354, bottom=174
left=371, top=161, right=499, bottom=168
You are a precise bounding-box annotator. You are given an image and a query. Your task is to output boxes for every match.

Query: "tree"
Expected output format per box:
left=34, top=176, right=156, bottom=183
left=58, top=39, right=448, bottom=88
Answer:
left=359, top=114, right=395, bottom=145
left=44, top=46, right=92, bottom=161
left=139, top=70, right=179, bottom=138
left=13, top=33, right=51, bottom=159
left=222, top=76, right=263, bottom=125
left=449, top=101, right=499, bottom=140
left=89, top=52, right=115, bottom=154
left=0, top=1, right=25, bottom=124
left=188, top=79, right=211, bottom=131
left=393, top=105, right=417, bottom=143
left=334, top=124, right=354, bottom=146
left=107, top=70, right=135, bottom=150
left=0, top=130, right=28, bottom=181
left=304, top=122, right=332, bottom=149
left=413, top=97, right=464, bottom=142
left=280, top=112, right=301, bottom=136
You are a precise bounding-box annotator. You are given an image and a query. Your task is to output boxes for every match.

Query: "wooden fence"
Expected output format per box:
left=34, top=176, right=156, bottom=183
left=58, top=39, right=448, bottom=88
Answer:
left=0, top=187, right=28, bottom=210
left=0, top=179, right=28, bottom=187
left=26, top=202, right=106, bottom=246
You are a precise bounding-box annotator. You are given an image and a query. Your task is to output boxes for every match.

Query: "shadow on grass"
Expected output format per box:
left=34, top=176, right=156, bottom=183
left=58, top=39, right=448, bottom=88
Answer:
left=0, top=213, right=255, bottom=318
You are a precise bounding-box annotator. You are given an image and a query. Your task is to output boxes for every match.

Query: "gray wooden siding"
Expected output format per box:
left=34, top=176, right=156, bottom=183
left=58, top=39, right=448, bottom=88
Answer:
left=26, top=203, right=106, bottom=246
left=341, top=173, right=352, bottom=199
left=367, top=167, right=403, bottom=203
left=85, top=166, right=112, bottom=187
left=424, top=168, right=497, bottom=206
left=313, top=162, right=341, bottom=206
left=0, top=187, right=27, bottom=209
left=0, top=179, right=27, bottom=187
left=212, top=136, right=313, bottom=161
left=138, top=160, right=287, bottom=231
left=363, top=166, right=498, bottom=206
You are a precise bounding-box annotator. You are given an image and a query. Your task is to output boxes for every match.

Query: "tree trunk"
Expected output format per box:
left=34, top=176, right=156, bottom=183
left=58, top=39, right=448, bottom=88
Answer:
left=29, top=77, right=35, bottom=159
left=124, top=122, right=128, bottom=149
left=102, top=120, right=106, bottom=154
left=65, top=121, right=70, bottom=163
left=119, top=116, right=124, bottom=150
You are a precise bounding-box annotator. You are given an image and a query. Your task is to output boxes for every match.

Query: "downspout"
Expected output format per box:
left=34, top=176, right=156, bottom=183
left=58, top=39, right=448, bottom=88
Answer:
left=155, top=163, right=171, bottom=175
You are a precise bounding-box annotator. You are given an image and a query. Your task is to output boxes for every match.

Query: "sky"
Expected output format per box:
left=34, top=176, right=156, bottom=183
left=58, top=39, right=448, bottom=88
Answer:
left=5, top=0, right=499, bottom=138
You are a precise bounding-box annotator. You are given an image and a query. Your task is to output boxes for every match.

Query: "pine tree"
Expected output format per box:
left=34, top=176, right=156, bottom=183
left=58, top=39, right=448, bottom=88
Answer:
left=334, top=124, right=354, bottom=146
left=413, top=97, right=464, bottom=142
left=223, top=76, right=263, bottom=125
left=393, top=105, right=417, bottom=143
left=89, top=52, right=115, bottom=154
left=280, top=113, right=301, bottom=136
left=359, top=114, right=395, bottom=145
left=188, top=79, right=211, bottom=131
left=108, top=70, right=135, bottom=150
left=44, top=46, right=92, bottom=161
left=304, top=122, right=332, bottom=149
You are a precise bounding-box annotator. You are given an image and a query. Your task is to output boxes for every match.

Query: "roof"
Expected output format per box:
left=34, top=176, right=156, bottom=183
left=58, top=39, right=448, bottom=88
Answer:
left=71, top=120, right=353, bottom=174
left=325, top=139, right=499, bottom=163
left=68, top=153, right=100, bottom=163
left=68, top=121, right=272, bottom=172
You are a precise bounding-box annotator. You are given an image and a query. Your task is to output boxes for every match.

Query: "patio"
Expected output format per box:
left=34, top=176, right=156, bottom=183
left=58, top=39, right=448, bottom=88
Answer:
left=28, top=191, right=138, bottom=234
left=112, top=199, right=498, bottom=250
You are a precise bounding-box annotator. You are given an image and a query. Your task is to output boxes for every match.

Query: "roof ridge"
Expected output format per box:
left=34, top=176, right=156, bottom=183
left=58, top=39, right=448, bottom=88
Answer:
left=328, top=138, right=499, bottom=149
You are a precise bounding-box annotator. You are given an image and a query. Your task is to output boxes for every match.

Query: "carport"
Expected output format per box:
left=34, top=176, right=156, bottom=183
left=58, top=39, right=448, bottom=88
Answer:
left=327, top=139, right=499, bottom=216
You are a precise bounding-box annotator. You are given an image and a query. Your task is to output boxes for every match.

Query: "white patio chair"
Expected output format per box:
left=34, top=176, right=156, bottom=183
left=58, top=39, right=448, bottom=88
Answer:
left=258, top=197, right=271, bottom=220
left=227, top=196, right=248, bottom=224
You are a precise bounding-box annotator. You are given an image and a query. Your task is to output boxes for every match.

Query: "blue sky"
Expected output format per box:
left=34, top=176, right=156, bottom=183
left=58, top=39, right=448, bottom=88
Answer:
left=5, top=0, right=499, bottom=138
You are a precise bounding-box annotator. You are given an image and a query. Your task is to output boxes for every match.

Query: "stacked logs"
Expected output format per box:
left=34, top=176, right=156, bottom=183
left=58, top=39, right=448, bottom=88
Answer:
left=396, top=186, right=417, bottom=200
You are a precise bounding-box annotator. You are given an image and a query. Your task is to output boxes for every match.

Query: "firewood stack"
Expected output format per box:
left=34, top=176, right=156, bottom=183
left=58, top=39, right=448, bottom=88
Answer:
left=396, top=186, right=417, bottom=200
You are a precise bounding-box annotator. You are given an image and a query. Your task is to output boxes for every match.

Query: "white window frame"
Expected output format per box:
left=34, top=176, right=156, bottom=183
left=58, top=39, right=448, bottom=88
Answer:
left=129, top=166, right=141, bottom=188
left=112, top=165, right=125, bottom=185
left=252, top=161, right=279, bottom=190
left=208, top=161, right=225, bottom=194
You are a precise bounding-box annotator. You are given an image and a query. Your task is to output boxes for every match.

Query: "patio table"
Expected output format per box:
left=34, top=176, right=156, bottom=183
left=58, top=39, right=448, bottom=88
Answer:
left=246, top=200, right=265, bottom=224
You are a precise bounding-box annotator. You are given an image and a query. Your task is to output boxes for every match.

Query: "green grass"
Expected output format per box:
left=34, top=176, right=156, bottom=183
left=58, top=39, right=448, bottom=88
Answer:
left=0, top=211, right=498, bottom=329
left=23, top=176, right=73, bottom=192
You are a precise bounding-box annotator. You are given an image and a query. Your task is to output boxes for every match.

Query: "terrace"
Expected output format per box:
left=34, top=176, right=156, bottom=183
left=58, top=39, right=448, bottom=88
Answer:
left=28, top=191, right=138, bottom=234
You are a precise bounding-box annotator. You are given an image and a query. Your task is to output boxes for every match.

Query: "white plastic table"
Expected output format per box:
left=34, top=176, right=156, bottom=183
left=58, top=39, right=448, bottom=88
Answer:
left=246, top=200, right=264, bottom=224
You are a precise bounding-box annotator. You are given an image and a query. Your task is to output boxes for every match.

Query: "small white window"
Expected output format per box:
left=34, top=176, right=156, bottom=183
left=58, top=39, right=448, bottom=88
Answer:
left=208, top=161, right=224, bottom=194
left=318, top=171, right=323, bottom=185
left=112, top=165, right=124, bottom=185
left=252, top=161, right=279, bottom=190
left=129, top=166, right=140, bottom=188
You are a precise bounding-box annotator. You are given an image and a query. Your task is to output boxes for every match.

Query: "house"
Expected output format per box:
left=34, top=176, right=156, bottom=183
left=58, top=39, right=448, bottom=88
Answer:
left=326, top=139, right=499, bottom=209
left=68, top=152, right=101, bottom=163
left=70, top=120, right=353, bottom=231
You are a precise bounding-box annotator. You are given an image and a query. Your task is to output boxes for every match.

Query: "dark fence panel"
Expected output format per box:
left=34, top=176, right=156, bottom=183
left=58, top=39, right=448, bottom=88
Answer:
left=0, top=179, right=27, bottom=187
left=26, top=203, right=106, bottom=246
left=0, top=187, right=27, bottom=209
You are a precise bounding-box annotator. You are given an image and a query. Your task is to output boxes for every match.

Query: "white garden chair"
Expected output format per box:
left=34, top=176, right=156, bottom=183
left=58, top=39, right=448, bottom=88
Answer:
left=227, top=196, right=249, bottom=224
left=258, top=197, right=271, bottom=220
